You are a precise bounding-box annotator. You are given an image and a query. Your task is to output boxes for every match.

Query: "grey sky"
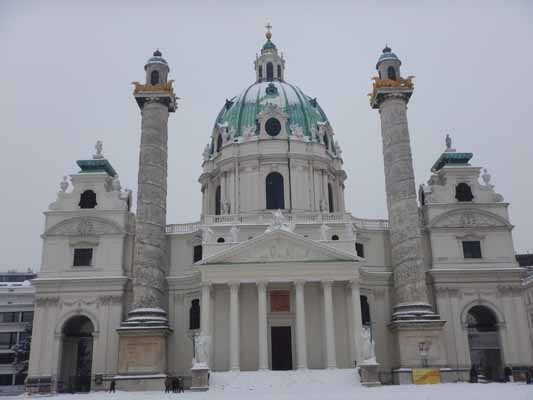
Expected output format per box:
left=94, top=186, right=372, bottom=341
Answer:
left=1, top=1, right=532, bottom=270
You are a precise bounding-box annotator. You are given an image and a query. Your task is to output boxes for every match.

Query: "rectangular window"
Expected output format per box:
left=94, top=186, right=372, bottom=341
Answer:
left=0, top=312, right=17, bottom=323
left=73, top=248, right=93, bottom=267
left=0, top=374, right=12, bottom=386
left=21, top=312, right=33, bottom=323
left=356, top=243, right=365, bottom=258
left=193, top=245, right=203, bottom=263
left=14, top=373, right=26, bottom=386
left=0, top=353, right=14, bottom=364
left=463, top=241, right=482, bottom=259
left=0, top=333, right=15, bottom=349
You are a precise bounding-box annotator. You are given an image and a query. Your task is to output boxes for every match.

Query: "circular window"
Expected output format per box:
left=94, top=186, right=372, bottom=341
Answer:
left=331, top=235, right=339, bottom=241
left=265, top=118, right=282, bottom=137
left=217, top=237, right=225, bottom=243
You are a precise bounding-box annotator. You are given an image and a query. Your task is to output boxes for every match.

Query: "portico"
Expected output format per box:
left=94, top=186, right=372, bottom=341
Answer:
left=196, top=228, right=364, bottom=371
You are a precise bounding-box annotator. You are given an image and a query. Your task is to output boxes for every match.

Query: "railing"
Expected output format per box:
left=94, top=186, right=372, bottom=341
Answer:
left=166, top=212, right=389, bottom=234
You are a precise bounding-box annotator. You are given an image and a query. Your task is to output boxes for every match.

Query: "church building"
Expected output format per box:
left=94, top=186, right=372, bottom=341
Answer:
left=25, top=28, right=532, bottom=392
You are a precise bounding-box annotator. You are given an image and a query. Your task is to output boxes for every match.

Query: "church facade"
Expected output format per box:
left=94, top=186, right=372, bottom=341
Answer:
left=26, top=29, right=532, bottom=392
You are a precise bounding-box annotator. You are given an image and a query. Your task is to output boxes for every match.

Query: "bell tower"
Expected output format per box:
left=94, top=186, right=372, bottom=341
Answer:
left=370, top=46, right=447, bottom=382
left=116, top=50, right=177, bottom=390
left=254, top=23, right=285, bottom=82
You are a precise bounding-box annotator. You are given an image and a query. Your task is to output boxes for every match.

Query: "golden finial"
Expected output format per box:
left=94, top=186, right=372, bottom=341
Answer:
left=265, top=21, right=272, bottom=40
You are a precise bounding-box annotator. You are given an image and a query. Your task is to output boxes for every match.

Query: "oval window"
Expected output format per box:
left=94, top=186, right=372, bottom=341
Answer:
left=265, top=118, right=282, bottom=137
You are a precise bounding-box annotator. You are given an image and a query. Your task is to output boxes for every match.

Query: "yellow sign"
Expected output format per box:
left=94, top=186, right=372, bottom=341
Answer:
left=412, top=368, right=441, bottom=384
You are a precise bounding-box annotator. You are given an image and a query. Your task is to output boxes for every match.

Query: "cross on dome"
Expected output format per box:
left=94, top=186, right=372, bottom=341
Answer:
left=265, top=22, right=272, bottom=39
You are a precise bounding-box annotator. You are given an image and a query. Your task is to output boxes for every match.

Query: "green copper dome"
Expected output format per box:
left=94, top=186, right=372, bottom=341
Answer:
left=214, top=81, right=329, bottom=139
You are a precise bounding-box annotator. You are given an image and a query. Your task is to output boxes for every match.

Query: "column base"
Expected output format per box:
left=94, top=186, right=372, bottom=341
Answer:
left=389, top=318, right=447, bottom=370
left=116, top=324, right=172, bottom=387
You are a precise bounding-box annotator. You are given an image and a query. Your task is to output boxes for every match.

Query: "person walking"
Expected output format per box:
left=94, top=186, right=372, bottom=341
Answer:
left=109, top=379, right=116, bottom=393
left=469, top=364, right=478, bottom=383
left=165, top=376, right=171, bottom=393
left=177, top=376, right=184, bottom=393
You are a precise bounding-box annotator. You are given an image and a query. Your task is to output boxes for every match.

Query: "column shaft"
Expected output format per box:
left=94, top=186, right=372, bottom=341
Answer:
left=295, top=281, right=307, bottom=369
left=201, top=283, right=211, bottom=336
left=229, top=282, right=240, bottom=371
left=350, top=280, right=363, bottom=364
left=322, top=280, right=337, bottom=368
left=257, top=282, right=269, bottom=370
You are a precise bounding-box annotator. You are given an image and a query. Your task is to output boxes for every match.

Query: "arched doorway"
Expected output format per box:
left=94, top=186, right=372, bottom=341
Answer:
left=59, top=315, right=94, bottom=393
left=466, top=305, right=503, bottom=381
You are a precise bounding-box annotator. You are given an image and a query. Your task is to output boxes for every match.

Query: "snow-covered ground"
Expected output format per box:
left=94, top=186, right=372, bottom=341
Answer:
left=12, top=369, right=533, bottom=400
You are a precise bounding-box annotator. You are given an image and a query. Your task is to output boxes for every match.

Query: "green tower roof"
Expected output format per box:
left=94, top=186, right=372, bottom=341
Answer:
left=76, top=158, right=117, bottom=177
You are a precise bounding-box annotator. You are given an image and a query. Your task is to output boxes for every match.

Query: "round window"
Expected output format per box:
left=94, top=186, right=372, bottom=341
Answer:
left=265, top=118, right=282, bottom=137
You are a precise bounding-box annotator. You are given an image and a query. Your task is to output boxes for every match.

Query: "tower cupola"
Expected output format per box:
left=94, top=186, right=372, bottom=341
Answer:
left=376, top=45, right=401, bottom=81
left=255, top=23, right=285, bottom=82
left=144, top=49, right=169, bottom=85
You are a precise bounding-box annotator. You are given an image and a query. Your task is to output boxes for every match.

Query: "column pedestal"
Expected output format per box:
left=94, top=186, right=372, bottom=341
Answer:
left=116, top=320, right=172, bottom=391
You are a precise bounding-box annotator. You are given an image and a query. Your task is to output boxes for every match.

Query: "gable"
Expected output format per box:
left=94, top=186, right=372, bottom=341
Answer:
left=429, top=209, right=510, bottom=229
left=200, top=229, right=356, bottom=265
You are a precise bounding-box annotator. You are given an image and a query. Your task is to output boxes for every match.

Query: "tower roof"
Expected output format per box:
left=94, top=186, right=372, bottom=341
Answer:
left=145, top=49, right=168, bottom=69
left=376, top=45, right=401, bottom=68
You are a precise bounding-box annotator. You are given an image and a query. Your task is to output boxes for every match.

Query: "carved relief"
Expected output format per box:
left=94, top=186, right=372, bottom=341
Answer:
left=35, top=296, right=60, bottom=307
left=46, top=216, right=123, bottom=236
left=431, top=210, right=508, bottom=228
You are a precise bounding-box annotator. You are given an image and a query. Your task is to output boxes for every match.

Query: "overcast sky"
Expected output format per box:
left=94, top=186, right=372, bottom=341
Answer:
left=1, top=1, right=532, bottom=271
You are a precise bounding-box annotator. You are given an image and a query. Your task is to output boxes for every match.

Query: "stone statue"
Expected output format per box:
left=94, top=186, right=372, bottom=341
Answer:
left=202, top=144, right=210, bottom=161
left=360, top=326, right=376, bottom=362
left=202, top=226, right=214, bottom=244
left=94, top=140, right=104, bottom=159
left=111, top=175, right=122, bottom=192
left=60, top=176, right=69, bottom=192
left=319, top=198, right=326, bottom=212
left=193, top=334, right=211, bottom=367
left=445, top=134, right=455, bottom=152
left=242, top=125, right=255, bottom=140
left=319, top=223, right=330, bottom=241
left=223, top=200, right=231, bottom=214
left=266, top=209, right=292, bottom=232
left=482, top=168, right=491, bottom=186
left=290, top=123, right=304, bottom=139
left=230, top=225, right=239, bottom=243
left=334, top=141, right=342, bottom=157
left=344, top=222, right=355, bottom=241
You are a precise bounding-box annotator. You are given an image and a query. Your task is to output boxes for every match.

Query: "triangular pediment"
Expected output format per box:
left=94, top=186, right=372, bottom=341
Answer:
left=199, top=229, right=357, bottom=265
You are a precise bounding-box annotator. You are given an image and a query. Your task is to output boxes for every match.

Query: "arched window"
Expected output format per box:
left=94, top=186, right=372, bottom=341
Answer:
left=266, top=172, right=284, bottom=210
left=328, top=184, right=334, bottom=213
left=456, top=183, right=474, bottom=202
left=216, top=134, right=223, bottom=153
left=259, top=65, right=263, bottom=80
left=215, top=186, right=221, bottom=215
left=360, top=295, right=371, bottom=325
left=150, top=70, right=159, bottom=85
left=189, top=299, right=200, bottom=330
left=387, top=66, right=397, bottom=80
left=266, top=62, right=274, bottom=81
left=79, top=190, right=97, bottom=209
left=277, top=64, right=282, bottom=80
left=466, top=305, right=503, bottom=381
left=324, top=134, right=329, bottom=150
left=217, top=237, right=225, bottom=243
left=331, top=235, right=339, bottom=241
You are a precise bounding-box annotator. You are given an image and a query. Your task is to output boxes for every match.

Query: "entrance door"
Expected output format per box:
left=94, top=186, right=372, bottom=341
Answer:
left=271, top=327, right=292, bottom=370
left=60, top=316, right=94, bottom=393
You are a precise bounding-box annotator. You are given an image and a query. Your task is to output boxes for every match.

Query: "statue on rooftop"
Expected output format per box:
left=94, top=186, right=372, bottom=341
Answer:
left=94, top=140, right=104, bottom=159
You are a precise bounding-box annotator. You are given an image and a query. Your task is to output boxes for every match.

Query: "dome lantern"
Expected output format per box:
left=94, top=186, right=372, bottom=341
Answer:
left=255, top=22, right=285, bottom=83
left=376, top=45, right=402, bottom=81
